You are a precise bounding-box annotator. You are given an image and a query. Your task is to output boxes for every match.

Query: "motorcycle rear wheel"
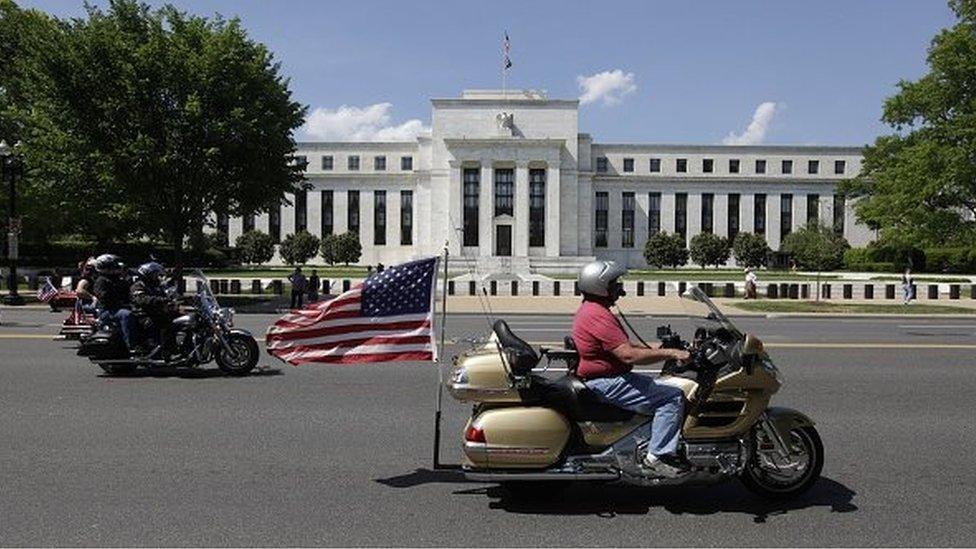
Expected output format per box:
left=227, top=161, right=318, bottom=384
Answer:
left=740, top=425, right=823, bottom=499
left=99, top=363, right=137, bottom=376
left=215, top=333, right=258, bottom=376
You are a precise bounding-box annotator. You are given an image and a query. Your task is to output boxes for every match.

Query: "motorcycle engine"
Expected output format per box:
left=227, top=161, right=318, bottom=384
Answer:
left=683, top=441, right=745, bottom=475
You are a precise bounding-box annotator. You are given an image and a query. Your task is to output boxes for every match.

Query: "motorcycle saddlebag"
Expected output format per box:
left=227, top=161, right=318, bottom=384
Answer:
left=463, top=406, right=571, bottom=469
left=77, top=329, right=125, bottom=359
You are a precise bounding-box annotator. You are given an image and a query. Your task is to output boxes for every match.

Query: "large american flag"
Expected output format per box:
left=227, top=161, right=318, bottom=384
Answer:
left=266, top=257, right=439, bottom=365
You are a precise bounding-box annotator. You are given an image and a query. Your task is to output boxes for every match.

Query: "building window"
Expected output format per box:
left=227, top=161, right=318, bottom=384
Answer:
left=833, top=194, right=846, bottom=235
left=622, top=192, right=635, bottom=248
left=782, top=159, right=793, bottom=174
left=756, top=159, right=767, bottom=174
left=243, top=214, right=255, bottom=233
left=835, top=160, right=846, bottom=175
left=215, top=213, right=229, bottom=246
left=295, top=155, right=307, bottom=171
left=728, top=194, right=740, bottom=241
left=754, top=194, right=766, bottom=236
left=348, top=155, right=360, bottom=171
left=295, top=189, right=307, bottom=232
left=648, top=192, right=661, bottom=236
left=729, top=159, right=740, bottom=174
left=374, top=156, right=386, bottom=171
left=808, top=160, right=819, bottom=174
left=594, top=192, right=609, bottom=247
left=400, top=190, right=413, bottom=245
left=623, top=158, right=634, bottom=173
left=463, top=168, right=479, bottom=247
left=780, top=194, right=793, bottom=241
left=701, top=193, right=714, bottom=233
left=675, top=193, right=688, bottom=242
left=494, top=168, right=514, bottom=217
left=401, top=156, right=413, bottom=171
left=321, top=190, right=333, bottom=236
left=373, top=190, right=386, bottom=245
left=649, top=158, right=661, bottom=173
left=347, top=190, right=360, bottom=234
left=703, top=158, right=714, bottom=173
left=321, top=155, right=333, bottom=171
left=596, top=157, right=608, bottom=173
left=529, top=169, right=545, bottom=247
left=807, top=194, right=820, bottom=226
left=676, top=158, right=688, bottom=173
left=269, top=205, right=281, bottom=242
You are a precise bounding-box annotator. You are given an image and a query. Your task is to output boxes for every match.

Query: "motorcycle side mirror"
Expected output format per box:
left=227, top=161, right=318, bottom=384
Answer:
left=742, top=333, right=764, bottom=356
left=656, top=325, right=671, bottom=339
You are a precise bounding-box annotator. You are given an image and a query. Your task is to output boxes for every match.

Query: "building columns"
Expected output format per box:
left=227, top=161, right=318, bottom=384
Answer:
left=479, top=164, right=493, bottom=257
left=545, top=165, right=561, bottom=257
left=514, top=162, right=530, bottom=257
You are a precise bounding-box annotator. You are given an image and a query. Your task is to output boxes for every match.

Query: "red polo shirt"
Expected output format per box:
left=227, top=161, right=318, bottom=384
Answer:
left=571, top=300, right=631, bottom=380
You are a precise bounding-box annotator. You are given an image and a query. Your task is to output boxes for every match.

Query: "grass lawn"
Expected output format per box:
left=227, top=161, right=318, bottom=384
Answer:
left=869, top=275, right=971, bottom=283
left=730, top=300, right=976, bottom=315
left=550, top=270, right=838, bottom=281
left=202, top=266, right=367, bottom=278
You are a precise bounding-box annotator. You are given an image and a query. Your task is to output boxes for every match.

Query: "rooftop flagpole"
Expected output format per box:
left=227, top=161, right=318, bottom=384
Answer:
left=502, top=31, right=512, bottom=99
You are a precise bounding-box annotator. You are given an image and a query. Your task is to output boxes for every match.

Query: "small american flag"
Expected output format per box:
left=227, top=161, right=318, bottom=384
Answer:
left=266, top=257, right=439, bottom=365
left=503, top=31, right=512, bottom=70
left=37, top=278, right=58, bottom=303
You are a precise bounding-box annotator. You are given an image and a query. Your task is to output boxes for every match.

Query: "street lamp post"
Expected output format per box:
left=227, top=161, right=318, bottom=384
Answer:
left=0, top=140, right=25, bottom=306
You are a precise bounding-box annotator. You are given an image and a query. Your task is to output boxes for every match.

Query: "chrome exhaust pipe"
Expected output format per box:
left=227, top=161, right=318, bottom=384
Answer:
left=464, top=470, right=620, bottom=482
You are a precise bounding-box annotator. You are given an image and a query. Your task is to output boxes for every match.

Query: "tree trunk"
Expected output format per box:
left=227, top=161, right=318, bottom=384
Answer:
left=172, top=229, right=185, bottom=285
left=816, top=271, right=821, bottom=302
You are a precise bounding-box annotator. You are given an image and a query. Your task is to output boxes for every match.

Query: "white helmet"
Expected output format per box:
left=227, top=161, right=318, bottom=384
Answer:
left=577, top=260, right=628, bottom=297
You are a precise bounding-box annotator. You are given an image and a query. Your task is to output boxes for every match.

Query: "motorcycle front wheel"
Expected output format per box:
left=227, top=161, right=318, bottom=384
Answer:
left=215, top=333, right=258, bottom=376
left=740, top=425, right=824, bottom=499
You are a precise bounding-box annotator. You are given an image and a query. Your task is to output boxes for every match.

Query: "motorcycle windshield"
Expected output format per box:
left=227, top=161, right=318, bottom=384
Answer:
left=186, top=270, right=220, bottom=311
left=679, top=286, right=743, bottom=338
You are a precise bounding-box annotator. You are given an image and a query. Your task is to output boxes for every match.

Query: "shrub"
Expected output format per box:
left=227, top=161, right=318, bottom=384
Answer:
left=235, top=230, right=276, bottom=265
left=644, top=232, right=688, bottom=268
left=278, top=230, right=320, bottom=265
left=321, top=232, right=362, bottom=266
left=732, top=232, right=771, bottom=268
left=782, top=224, right=849, bottom=272
left=924, top=247, right=976, bottom=273
left=689, top=232, right=730, bottom=268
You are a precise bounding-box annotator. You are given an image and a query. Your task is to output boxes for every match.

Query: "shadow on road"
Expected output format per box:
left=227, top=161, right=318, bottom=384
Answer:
left=375, top=470, right=856, bottom=522
left=96, top=365, right=283, bottom=379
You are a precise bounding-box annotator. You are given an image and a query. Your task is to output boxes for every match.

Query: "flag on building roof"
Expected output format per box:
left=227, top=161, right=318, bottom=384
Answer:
left=37, top=278, right=58, bottom=303
left=503, top=31, right=512, bottom=70
left=266, top=257, right=439, bottom=365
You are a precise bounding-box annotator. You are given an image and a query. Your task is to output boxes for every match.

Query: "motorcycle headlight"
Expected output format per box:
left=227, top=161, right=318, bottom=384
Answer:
left=218, top=307, right=235, bottom=327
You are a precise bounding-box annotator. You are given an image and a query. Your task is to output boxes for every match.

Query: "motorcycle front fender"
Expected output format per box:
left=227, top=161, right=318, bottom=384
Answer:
left=765, top=406, right=815, bottom=438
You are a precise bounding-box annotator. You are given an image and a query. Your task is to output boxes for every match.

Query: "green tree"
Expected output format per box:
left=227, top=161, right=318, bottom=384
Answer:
left=319, top=233, right=338, bottom=265
left=643, top=232, right=689, bottom=268
left=334, top=232, right=363, bottom=266
left=841, top=0, right=976, bottom=246
left=22, top=0, right=306, bottom=272
left=688, top=232, right=730, bottom=268
left=732, top=232, right=771, bottom=268
left=278, top=230, right=320, bottom=265
left=235, top=230, right=275, bottom=265
left=782, top=224, right=850, bottom=300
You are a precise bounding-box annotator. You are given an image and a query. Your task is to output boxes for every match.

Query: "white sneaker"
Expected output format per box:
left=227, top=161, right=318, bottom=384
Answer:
left=642, top=453, right=688, bottom=478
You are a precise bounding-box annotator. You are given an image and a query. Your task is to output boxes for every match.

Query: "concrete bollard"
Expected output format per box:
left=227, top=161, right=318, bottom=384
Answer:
left=725, top=283, right=735, bottom=298
left=532, top=281, right=539, bottom=296
left=928, top=284, right=938, bottom=299
left=210, top=279, right=220, bottom=294
left=230, top=280, right=241, bottom=294
left=574, top=281, right=580, bottom=296
left=800, top=284, right=809, bottom=299
left=251, top=280, right=262, bottom=294
left=636, top=281, right=644, bottom=296
left=272, top=280, right=283, bottom=295
left=219, top=279, right=229, bottom=294
left=950, top=284, right=960, bottom=300
left=511, top=280, right=518, bottom=296
left=886, top=284, right=895, bottom=299
left=864, top=284, right=874, bottom=300
left=678, top=282, right=687, bottom=295
left=490, top=281, right=497, bottom=296
left=822, top=283, right=831, bottom=299
left=469, top=281, right=476, bottom=296
left=342, top=279, right=351, bottom=292
left=553, top=281, right=561, bottom=296
left=322, top=279, right=331, bottom=294
left=843, top=284, right=853, bottom=299
left=767, top=284, right=778, bottom=299
left=658, top=282, right=666, bottom=296
left=448, top=281, right=455, bottom=295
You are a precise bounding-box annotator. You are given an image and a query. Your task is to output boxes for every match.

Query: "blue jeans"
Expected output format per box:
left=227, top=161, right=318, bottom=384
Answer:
left=585, top=372, right=685, bottom=457
left=98, top=308, right=135, bottom=349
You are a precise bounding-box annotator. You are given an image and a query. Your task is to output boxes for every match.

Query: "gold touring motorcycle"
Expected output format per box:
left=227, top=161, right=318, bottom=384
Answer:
left=447, top=287, right=823, bottom=499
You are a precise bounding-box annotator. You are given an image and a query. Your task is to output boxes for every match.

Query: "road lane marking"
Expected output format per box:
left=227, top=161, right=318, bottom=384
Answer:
left=0, top=334, right=62, bottom=339
left=518, top=340, right=976, bottom=350
left=898, top=325, right=976, bottom=329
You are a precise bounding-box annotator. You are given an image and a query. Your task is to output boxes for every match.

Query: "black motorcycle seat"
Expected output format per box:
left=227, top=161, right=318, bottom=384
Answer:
left=493, top=319, right=539, bottom=374
left=530, top=374, right=638, bottom=422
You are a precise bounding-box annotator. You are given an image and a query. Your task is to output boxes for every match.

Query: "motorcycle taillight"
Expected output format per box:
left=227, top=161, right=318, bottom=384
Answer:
left=464, top=425, right=486, bottom=443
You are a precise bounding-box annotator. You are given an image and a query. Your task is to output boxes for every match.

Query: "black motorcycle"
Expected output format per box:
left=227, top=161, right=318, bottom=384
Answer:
left=78, top=270, right=258, bottom=376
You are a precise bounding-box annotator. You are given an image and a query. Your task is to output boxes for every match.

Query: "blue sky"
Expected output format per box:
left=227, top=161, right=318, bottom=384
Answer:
left=20, top=0, right=957, bottom=145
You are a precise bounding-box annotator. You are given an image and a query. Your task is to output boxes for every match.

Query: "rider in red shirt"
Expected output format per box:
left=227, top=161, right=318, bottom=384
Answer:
left=571, top=260, right=691, bottom=477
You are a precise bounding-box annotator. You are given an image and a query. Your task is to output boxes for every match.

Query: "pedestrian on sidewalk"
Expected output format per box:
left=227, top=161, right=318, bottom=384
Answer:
left=288, top=267, right=308, bottom=309
left=307, top=269, right=320, bottom=304
left=902, top=268, right=914, bottom=305
left=744, top=268, right=758, bottom=299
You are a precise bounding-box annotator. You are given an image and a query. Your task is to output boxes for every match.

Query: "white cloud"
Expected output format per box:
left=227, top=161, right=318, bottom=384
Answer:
left=301, top=103, right=429, bottom=141
left=577, top=69, right=637, bottom=106
left=722, top=102, right=779, bottom=145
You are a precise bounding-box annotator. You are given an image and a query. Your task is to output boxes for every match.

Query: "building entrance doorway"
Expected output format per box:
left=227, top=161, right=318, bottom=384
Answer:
left=496, top=225, right=512, bottom=256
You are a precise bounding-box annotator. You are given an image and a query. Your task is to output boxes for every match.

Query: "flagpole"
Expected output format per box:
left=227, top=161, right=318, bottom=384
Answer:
left=433, top=243, right=450, bottom=470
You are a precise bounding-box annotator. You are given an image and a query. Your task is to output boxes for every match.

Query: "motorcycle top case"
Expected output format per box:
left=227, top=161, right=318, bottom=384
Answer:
left=464, top=406, right=571, bottom=469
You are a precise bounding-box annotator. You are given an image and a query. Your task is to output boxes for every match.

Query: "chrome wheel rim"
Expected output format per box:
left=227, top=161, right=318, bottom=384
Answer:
left=748, top=428, right=816, bottom=491
left=220, top=339, right=252, bottom=371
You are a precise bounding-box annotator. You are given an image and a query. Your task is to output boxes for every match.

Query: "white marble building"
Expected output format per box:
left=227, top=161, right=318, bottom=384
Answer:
left=222, top=89, right=873, bottom=272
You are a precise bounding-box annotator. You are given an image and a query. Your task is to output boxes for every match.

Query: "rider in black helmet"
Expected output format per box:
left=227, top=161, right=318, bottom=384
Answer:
left=130, top=261, right=174, bottom=357
left=92, top=254, right=136, bottom=351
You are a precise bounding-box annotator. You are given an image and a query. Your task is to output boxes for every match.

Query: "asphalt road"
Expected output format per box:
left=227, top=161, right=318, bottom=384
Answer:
left=2, top=307, right=976, bottom=546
